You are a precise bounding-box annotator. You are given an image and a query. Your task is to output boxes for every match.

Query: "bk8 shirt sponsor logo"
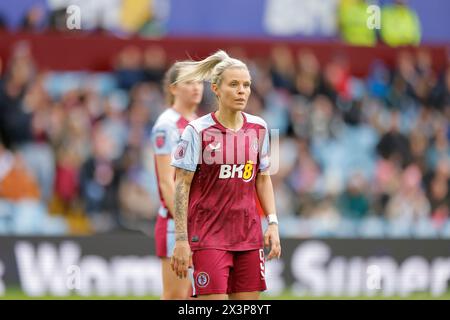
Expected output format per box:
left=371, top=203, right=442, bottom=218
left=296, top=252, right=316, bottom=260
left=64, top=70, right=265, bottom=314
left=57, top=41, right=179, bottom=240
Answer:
left=218, top=160, right=255, bottom=182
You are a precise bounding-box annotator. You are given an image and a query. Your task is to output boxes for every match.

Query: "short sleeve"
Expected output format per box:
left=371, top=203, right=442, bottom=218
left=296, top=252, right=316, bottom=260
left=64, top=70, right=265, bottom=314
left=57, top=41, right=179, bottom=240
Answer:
left=171, top=125, right=200, bottom=172
left=259, top=125, right=270, bottom=172
left=151, top=122, right=180, bottom=155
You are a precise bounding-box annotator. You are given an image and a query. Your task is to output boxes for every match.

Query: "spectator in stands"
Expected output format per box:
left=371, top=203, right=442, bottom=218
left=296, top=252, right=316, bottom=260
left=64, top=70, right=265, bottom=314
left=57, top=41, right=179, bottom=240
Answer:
left=143, top=45, right=167, bottom=84
left=118, top=145, right=156, bottom=226
left=385, top=163, right=430, bottom=221
left=323, top=54, right=350, bottom=101
left=127, top=93, right=153, bottom=147
left=0, top=43, right=35, bottom=148
left=381, top=0, right=421, bottom=47
left=424, top=158, right=450, bottom=227
left=250, top=69, right=291, bottom=134
left=120, top=0, right=152, bottom=34
left=386, top=51, right=420, bottom=111
left=48, top=5, right=74, bottom=32
left=0, top=139, right=40, bottom=202
left=338, top=0, right=377, bottom=47
left=409, top=128, right=428, bottom=172
left=52, top=146, right=82, bottom=210
left=21, top=5, right=46, bottom=32
left=412, top=104, right=438, bottom=140
left=294, top=50, right=327, bottom=101
left=289, top=96, right=311, bottom=139
left=310, top=95, right=341, bottom=141
left=414, top=50, right=436, bottom=103
left=130, top=81, right=165, bottom=125
left=425, top=121, right=450, bottom=170
left=270, top=46, right=296, bottom=92
left=47, top=92, right=95, bottom=234
left=79, top=124, right=123, bottom=232
left=337, top=172, right=370, bottom=220
left=367, top=60, right=390, bottom=101
left=287, top=138, right=321, bottom=195
left=376, top=111, right=412, bottom=167
left=430, top=65, right=450, bottom=112
left=114, top=46, right=144, bottom=90
left=0, top=71, right=33, bottom=148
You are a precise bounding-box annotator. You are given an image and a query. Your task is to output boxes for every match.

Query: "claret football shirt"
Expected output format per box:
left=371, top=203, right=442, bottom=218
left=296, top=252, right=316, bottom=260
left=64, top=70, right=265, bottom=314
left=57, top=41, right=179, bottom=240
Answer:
left=171, top=111, right=270, bottom=251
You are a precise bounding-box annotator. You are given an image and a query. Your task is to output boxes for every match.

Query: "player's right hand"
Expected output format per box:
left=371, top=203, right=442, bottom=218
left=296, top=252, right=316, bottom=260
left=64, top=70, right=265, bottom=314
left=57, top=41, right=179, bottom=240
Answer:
left=171, top=240, right=192, bottom=279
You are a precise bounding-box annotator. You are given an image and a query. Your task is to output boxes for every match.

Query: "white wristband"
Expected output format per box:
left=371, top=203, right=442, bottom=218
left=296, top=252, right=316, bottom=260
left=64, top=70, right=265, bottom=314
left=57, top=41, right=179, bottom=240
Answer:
left=267, top=214, right=278, bottom=225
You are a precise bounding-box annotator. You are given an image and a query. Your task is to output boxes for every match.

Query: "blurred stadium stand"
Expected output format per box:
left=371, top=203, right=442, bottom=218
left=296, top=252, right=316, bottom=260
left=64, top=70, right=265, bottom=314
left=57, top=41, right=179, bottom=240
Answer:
left=0, top=0, right=449, bottom=239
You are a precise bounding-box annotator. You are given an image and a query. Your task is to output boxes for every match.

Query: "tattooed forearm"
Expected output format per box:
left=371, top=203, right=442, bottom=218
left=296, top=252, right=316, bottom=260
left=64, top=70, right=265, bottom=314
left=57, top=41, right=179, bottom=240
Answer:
left=174, top=180, right=188, bottom=241
left=174, top=168, right=194, bottom=241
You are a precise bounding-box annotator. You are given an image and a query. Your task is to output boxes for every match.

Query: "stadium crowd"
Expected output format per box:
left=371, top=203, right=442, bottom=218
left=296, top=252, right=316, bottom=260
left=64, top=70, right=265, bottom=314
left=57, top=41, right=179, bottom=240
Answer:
left=0, top=41, right=449, bottom=237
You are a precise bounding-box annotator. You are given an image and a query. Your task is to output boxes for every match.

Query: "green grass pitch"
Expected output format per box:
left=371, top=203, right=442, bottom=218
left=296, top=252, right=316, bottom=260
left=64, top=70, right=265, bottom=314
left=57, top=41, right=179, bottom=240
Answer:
left=2, top=288, right=449, bottom=300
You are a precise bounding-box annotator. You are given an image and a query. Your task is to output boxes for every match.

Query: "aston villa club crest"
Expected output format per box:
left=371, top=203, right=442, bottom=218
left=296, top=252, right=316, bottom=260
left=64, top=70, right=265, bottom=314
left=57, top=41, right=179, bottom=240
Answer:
left=174, top=139, right=188, bottom=160
left=155, top=131, right=166, bottom=149
left=196, top=272, right=210, bottom=287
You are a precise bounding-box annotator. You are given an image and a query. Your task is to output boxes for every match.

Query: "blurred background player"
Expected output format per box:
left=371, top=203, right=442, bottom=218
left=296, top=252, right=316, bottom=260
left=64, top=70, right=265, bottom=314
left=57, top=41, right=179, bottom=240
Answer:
left=151, top=62, right=204, bottom=299
left=171, top=50, right=281, bottom=300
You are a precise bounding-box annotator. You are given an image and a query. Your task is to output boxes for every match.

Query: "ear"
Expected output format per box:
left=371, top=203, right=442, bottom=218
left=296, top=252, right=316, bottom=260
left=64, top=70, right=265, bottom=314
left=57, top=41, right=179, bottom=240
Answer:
left=211, top=83, right=219, bottom=98
left=169, top=83, right=177, bottom=97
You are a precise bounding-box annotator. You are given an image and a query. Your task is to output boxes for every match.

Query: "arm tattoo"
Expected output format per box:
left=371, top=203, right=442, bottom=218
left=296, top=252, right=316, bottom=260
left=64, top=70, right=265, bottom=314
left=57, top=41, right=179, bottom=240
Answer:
left=176, top=233, right=188, bottom=241
left=174, top=169, right=192, bottom=241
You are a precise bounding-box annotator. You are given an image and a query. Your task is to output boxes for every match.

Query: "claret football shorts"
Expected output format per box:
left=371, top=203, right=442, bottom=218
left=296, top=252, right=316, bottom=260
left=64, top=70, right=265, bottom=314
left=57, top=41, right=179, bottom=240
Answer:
left=189, top=249, right=267, bottom=296
left=155, top=215, right=175, bottom=258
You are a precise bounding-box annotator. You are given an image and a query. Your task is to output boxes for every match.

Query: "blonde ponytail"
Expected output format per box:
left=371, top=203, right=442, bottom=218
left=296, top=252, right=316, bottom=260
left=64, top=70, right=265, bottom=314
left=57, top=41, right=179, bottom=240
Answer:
left=175, top=50, right=247, bottom=86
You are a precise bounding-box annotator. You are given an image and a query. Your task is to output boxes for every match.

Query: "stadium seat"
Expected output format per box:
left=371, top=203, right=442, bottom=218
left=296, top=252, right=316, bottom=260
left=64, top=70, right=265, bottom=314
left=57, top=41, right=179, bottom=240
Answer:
left=358, top=215, right=386, bottom=238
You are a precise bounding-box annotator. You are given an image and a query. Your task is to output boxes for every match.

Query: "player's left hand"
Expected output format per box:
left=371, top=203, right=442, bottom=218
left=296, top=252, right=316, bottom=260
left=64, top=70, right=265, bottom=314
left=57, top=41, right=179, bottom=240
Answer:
left=264, top=224, right=281, bottom=260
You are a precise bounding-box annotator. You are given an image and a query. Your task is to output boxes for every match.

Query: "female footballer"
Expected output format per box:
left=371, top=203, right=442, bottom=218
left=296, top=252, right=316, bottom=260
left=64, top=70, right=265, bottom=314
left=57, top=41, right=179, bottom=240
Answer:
left=151, top=62, right=203, bottom=299
left=170, top=50, right=281, bottom=300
